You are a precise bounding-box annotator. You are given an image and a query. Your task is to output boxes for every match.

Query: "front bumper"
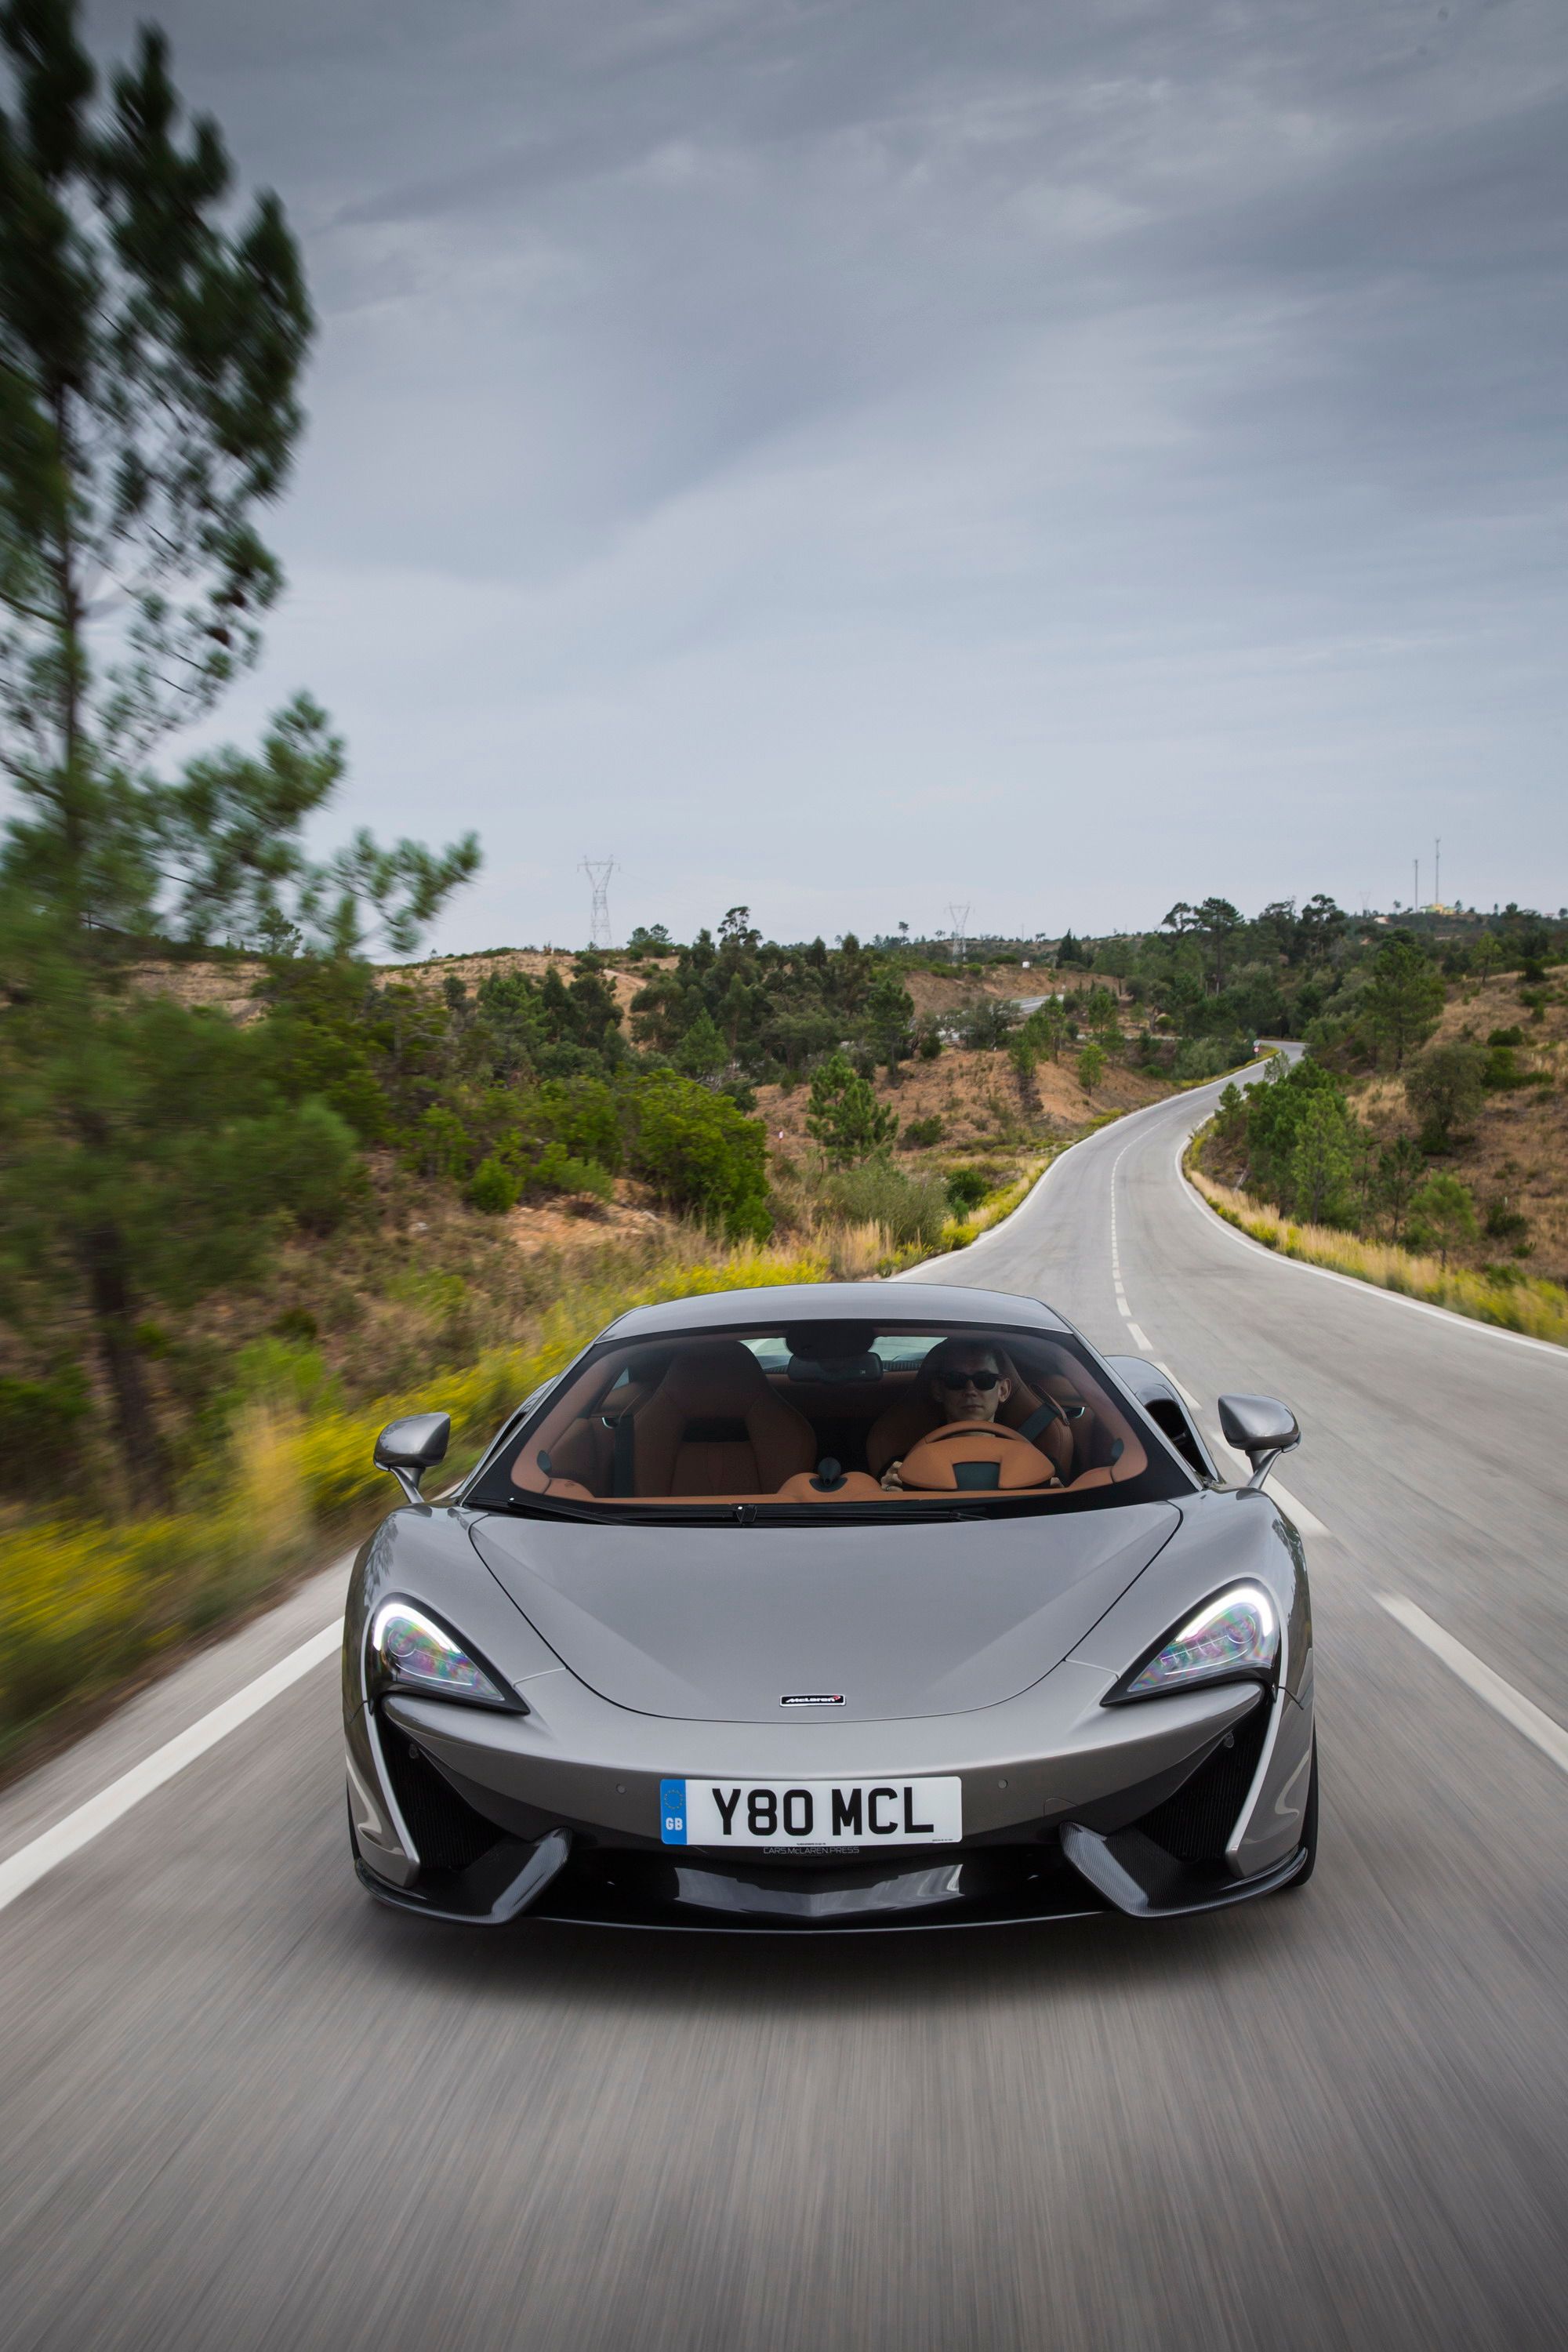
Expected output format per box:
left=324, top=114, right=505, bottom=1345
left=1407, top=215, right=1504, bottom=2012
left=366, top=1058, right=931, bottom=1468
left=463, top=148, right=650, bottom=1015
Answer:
left=348, top=1653, right=1313, bottom=1931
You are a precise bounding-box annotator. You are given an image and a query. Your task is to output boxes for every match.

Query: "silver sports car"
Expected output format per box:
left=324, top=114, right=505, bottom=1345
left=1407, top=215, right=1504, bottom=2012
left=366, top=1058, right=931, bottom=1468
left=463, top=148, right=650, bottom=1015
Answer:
left=343, top=1281, right=1316, bottom=1931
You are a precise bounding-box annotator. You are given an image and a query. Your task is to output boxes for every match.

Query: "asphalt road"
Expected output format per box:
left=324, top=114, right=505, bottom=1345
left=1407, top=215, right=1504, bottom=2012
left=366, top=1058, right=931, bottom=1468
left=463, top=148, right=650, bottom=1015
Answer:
left=4, top=1072, right=1568, bottom=2351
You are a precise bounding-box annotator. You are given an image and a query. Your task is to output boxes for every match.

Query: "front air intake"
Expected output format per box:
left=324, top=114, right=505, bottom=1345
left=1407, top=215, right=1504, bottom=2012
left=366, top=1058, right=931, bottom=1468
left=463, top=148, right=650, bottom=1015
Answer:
left=1133, top=1700, right=1271, bottom=1862
left=379, top=1722, right=503, bottom=1875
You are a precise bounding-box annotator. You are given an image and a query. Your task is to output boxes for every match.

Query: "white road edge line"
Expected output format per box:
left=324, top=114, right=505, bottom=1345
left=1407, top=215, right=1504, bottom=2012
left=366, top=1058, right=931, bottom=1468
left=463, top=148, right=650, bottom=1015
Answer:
left=1176, top=1134, right=1568, bottom=1367
left=1377, top=1595, right=1568, bottom=1777
left=0, top=1619, right=344, bottom=1918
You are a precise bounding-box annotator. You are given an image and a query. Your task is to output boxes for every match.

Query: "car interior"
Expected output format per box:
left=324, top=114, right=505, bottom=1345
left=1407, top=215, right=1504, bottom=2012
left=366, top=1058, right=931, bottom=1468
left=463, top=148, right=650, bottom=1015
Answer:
left=503, top=1322, right=1155, bottom=1506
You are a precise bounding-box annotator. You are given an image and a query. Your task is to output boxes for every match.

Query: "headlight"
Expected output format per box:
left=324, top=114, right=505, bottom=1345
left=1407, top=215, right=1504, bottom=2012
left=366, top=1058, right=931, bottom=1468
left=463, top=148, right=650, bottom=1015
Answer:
left=1110, top=1584, right=1278, bottom=1702
left=369, top=1600, right=512, bottom=1707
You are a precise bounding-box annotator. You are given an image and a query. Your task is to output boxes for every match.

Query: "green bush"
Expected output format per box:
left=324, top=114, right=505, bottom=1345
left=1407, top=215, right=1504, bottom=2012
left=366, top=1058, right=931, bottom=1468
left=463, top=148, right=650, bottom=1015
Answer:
left=804, top=1051, right=897, bottom=1166
left=466, top=1155, right=521, bottom=1214
left=1405, top=1040, right=1487, bottom=1151
left=945, top=1167, right=989, bottom=1214
left=408, top=1103, right=474, bottom=1181
left=0, top=1367, right=91, bottom=1495
left=536, top=1077, right=625, bottom=1172
left=528, top=1143, right=614, bottom=1203
left=625, top=1073, right=771, bottom=1240
left=901, top=1114, right=946, bottom=1149
left=822, top=1161, right=949, bottom=1248
left=1172, top=1035, right=1248, bottom=1081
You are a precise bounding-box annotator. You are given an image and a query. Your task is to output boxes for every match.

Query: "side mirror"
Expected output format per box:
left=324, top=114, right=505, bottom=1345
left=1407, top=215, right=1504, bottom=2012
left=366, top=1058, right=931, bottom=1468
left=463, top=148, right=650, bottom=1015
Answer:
left=374, top=1411, right=452, bottom=1505
left=1218, top=1394, right=1299, bottom=1490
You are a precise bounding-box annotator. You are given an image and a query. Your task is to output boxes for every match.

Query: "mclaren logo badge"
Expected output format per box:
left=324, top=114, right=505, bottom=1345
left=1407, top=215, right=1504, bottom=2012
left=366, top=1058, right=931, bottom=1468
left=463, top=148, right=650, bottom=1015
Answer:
left=780, top=1693, right=844, bottom=1706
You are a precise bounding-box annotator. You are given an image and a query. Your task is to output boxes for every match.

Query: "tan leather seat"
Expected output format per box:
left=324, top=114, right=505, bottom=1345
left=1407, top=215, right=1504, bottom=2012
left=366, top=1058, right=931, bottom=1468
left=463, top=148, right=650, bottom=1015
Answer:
left=866, top=1345, right=1073, bottom=1483
left=633, top=1343, right=816, bottom=1496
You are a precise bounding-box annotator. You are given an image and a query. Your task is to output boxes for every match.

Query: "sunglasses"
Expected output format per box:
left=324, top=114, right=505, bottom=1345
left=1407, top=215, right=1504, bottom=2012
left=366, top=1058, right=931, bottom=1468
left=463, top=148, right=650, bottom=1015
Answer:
left=940, top=1368, right=1000, bottom=1391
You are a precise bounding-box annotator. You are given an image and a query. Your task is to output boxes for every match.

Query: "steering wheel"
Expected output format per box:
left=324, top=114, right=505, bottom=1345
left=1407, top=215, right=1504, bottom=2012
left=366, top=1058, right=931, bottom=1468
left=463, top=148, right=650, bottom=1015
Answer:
left=921, top=1421, right=1030, bottom=1449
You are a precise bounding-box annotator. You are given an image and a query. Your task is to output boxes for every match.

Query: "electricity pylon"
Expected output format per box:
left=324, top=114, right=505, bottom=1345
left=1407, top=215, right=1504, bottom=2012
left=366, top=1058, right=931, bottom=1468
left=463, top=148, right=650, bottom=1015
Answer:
left=581, top=857, right=616, bottom=952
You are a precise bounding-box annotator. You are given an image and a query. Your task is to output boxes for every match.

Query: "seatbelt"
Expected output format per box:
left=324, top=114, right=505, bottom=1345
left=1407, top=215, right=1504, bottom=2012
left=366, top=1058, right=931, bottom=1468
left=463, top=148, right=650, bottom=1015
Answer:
left=612, top=1410, right=636, bottom=1497
left=1016, top=1396, right=1065, bottom=1446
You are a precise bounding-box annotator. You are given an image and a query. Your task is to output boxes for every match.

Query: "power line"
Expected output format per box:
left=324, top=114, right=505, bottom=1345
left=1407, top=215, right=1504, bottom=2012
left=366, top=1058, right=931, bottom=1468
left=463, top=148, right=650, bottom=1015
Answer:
left=580, top=856, right=616, bottom=952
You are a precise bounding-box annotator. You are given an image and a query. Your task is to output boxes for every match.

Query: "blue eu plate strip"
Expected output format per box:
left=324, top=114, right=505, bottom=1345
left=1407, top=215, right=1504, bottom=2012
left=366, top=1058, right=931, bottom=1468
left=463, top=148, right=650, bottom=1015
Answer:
left=659, top=1778, right=688, bottom=1845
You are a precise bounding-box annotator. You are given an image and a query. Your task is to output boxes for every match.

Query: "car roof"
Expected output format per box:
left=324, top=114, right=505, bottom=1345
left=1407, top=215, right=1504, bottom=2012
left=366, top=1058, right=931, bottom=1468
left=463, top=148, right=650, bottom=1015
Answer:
left=601, top=1280, right=1074, bottom=1341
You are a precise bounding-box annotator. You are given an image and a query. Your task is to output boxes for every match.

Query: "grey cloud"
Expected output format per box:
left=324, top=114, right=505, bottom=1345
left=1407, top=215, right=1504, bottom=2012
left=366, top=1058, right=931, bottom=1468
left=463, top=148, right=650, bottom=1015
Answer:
left=76, top=0, right=1568, bottom=942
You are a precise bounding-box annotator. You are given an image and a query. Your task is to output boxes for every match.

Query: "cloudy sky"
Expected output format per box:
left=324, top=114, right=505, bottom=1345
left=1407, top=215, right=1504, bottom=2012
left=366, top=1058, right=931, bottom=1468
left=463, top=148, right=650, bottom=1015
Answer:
left=91, top=0, right=1568, bottom=948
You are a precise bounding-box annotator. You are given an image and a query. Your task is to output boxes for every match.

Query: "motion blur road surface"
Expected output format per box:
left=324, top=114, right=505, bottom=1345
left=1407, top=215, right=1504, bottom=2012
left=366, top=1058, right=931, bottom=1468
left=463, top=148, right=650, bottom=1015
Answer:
left=4, top=1071, right=1568, bottom=2350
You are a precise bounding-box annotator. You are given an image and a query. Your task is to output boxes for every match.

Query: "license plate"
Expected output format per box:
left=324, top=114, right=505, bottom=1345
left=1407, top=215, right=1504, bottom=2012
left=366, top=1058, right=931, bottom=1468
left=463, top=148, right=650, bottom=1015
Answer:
left=659, top=1777, right=962, bottom=1847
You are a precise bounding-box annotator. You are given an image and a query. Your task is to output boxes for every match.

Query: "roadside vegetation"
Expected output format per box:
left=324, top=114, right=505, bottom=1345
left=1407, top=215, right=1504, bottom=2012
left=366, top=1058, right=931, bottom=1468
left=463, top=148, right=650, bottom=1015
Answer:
left=5, top=2, right=1566, bottom=1766
left=1186, top=932, right=1568, bottom=1344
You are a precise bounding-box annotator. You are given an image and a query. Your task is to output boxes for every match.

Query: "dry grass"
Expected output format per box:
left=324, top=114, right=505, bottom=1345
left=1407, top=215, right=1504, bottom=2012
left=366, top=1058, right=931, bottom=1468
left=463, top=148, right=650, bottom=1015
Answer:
left=1187, top=1163, right=1568, bottom=1348
left=0, top=1232, right=827, bottom=1769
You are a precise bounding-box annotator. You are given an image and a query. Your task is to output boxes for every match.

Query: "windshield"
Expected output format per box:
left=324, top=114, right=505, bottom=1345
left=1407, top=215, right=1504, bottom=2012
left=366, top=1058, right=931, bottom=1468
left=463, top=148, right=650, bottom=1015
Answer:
left=466, top=1316, right=1193, bottom=1518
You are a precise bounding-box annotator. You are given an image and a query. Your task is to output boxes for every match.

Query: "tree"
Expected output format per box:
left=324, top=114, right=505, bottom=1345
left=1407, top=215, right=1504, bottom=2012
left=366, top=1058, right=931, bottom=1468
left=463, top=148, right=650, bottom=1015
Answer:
left=673, top=1007, right=727, bottom=1082
left=1027, top=1000, right=1069, bottom=1062
left=1362, top=934, right=1445, bottom=1068
left=0, top=988, right=358, bottom=1489
left=1404, top=1041, right=1486, bottom=1156
left=626, top=922, right=672, bottom=955
left=804, top=1051, right=897, bottom=1166
left=865, top=970, right=915, bottom=1082
left=1377, top=1138, right=1424, bottom=1242
left=1193, top=898, right=1243, bottom=993
left=0, top=2, right=477, bottom=1493
left=1409, top=1172, right=1479, bottom=1269
left=1076, top=1040, right=1105, bottom=1094
left=1289, top=1091, right=1353, bottom=1225
left=624, top=1073, right=771, bottom=1240
left=1007, top=1026, right=1040, bottom=1109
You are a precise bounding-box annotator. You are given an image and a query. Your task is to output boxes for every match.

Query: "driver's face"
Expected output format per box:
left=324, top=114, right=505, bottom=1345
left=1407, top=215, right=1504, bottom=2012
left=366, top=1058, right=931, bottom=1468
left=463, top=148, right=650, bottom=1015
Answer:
left=933, top=1352, right=1010, bottom=1422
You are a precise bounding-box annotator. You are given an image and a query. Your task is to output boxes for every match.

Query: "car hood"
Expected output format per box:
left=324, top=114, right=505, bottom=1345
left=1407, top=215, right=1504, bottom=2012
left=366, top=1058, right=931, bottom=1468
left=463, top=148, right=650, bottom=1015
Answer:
left=468, top=1504, right=1181, bottom=1722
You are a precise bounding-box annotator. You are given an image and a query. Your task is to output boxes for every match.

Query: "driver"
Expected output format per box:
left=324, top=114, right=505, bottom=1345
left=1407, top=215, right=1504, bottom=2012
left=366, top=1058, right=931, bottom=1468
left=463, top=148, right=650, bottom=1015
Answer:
left=880, top=1341, right=1011, bottom=1490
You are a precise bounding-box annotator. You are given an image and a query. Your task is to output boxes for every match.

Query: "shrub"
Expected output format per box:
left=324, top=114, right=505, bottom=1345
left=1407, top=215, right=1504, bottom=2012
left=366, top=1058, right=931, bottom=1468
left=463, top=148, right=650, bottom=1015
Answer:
left=1407, top=1173, right=1479, bottom=1268
left=0, top=1367, right=91, bottom=1495
left=1172, top=1035, right=1247, bottom=1082
left=1076, top=1040, right=1106, bottom=1092
left=804, top=1051, right=897, bottom=1166
left=946, top=1167, right=990, bottom=1214
left=1405, top=1040, right=1486, bottom=1152
left=467, top=1155, right=521, bottom=1214
left=625, top=1073, right=772, bottom=1239
left=527, top=1143, right=614, bottom=1203
left=536, top=1077, right=624, bottom=1172
left=901, top=1115, right=946, bottom=1149
left=820, top=1161, right=949, bottom=1249
left=1484, top=1200, right=1530, bottom=1243
left=408, top=1103, right=474, bottom=1181
left=1487, top=1025, right=1525, bottom=1047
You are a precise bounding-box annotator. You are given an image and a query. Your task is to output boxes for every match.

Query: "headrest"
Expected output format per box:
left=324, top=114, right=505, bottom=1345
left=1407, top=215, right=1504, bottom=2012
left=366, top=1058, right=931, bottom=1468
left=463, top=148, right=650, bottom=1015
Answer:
left=784, top=1322, right=877, bottom=1359
left=655, top=1342, right=771, bottom=1418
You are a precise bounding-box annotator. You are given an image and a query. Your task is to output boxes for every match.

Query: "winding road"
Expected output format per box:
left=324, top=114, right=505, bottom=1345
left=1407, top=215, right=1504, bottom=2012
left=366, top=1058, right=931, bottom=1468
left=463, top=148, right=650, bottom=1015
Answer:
left=4, top=1069, right=1567, bottom=2350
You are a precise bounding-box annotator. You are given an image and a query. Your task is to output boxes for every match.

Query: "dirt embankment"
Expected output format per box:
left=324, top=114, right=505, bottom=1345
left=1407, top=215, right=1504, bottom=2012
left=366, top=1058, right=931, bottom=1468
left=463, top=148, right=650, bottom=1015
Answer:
left=1349, top=975, right=1568, bottom=1279
left=758, top=1045, right=1165, bottom=1154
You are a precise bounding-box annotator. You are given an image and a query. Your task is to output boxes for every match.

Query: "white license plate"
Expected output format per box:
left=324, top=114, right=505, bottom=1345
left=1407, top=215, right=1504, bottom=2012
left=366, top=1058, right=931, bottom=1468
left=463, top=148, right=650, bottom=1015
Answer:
left=659, top=1777, right=962, bottom=1848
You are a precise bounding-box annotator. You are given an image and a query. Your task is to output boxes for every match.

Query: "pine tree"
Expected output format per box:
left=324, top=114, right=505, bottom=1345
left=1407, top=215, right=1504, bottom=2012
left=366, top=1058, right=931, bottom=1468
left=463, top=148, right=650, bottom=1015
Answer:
left=0, top=2, right=477, bottom=1494
left=805, top=1051, right=897, bottom=1167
